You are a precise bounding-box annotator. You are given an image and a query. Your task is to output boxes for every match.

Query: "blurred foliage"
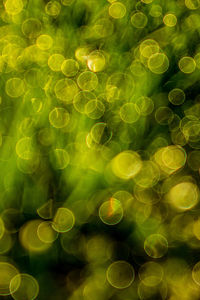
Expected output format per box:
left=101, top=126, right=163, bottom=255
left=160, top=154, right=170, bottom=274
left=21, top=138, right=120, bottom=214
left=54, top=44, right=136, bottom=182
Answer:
left=0, top=0, right=200, bottom=299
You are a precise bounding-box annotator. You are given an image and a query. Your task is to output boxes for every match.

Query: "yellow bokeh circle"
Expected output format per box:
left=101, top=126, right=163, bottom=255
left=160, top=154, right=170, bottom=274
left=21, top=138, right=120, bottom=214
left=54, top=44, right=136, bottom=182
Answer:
left=4, top=0, right=23, bottom=15
left=61, top=59, right=79, bottom=77
left=167, top=182, right=199, bottom=211
left=120, top=103, right=140, bottom=124
left=36, top=34, right=53, bottom=50
left=0, top=262, right=19, bottom=296
left=140, top=39, right=160, bottom=59
left=163, top=13, right=177, bottom=27
left=133, top=160, right=160, bottom=188
left=87, top=50, right=106, bottom=72
left=99, top=198, right=123, bottom=225
left=48, top=54, right=65, bottom=72
left=144, top=234, right=168, bottom=258
left=148, top=53, right=169, bottom=74
left=185, top=0, right=200, bottom=10
left=6, top=77, right=25, bottom=98
left=45, top=1, right=61, bottom=17
left=52, top=207, right=75, bottom=233
left=111, top=150, right=142, bottom=180
left=15, top=137, right=34, bottom=160
left=49, top=107, right=70, bottom=128
left=50, top=148, right=70, bottom=170
left=107, top=261, right=135, bottom=289
left=10, top=273, right=39, bottom=300
left=192, top=261, right=200, bottom=285
left=139, top=262, right=164, bottom=287
left=85, top=99, right=105, bottom=119
left=73, top=91, right=96, bottom=114
left=131, top=12, right=148, bottom=29
left=135, top=96, right=154, bottom=116
left=19, top=220, right=52, bottom=253
left=168, top=88, right=185, bottom=105
left=22, top=18, right=42, bottom=39
left=37, top=221, right=58, bottom=243
left=54, top=78, right=78, bottom=103
left=109, top=2, right=126, bottom=19
left=178, top=56, right=196, bottom=74
left=77, top=71, right=98, bottom=91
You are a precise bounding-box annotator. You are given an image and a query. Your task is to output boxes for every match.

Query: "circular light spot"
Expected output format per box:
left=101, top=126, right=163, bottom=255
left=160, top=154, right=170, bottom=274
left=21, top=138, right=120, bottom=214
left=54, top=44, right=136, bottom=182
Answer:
left=168, top=182, right=199, bottom=211
left=182, top=120, right=200, bottom=142
left=161, top=145, right=186, bottom=172
left=61, top=59, right=79, bottom=77
left=148, top=53, right=169, bottom=74
left=163, top=13, right=177, bottom=27
left=4, top=0, right=23, bottom=15
left=37, top=221, right=58, bottom=243
left=134, top=161, right=160, bottom=188
left=149, top=5, right=162, bottom=17
left=168, top=88, right=185, bottom=105
left=87, top=50, right=105, bottom=72
left=131, top=12, right=148, bottom=29
left=155, top=107, right=174, bottom=125
left=1, top=208, right=22, bottom=233
left=130, top=60, right=146, bottom=77
left=0, top=262, right=19, bottom=296
left=48, top=54, right=65, bottom=72
left=109, top=2, right=126, bottom=19
left=15, top=137, right=34, bottom=160
left=139, top=262, right=163, bottom=287
left=112, top=150, right=142, bottom=180
left=99, top=198, right=123, bottom=225
left=85, top=99, right=105, bottom=119
left=22, top=18, right=42, bottom=39
left=77, top=71, right=98, bottom=91
left=134, top=186, right=160, bottom=205
left=73, top=91, right=96, bottom=113
left=192, top=261, right=200, bottom=285
left=52, top=207, right=75, bottom=233
left=19, top=220, right=52, bottom=253
left=140, top=39, right=160, bottom=59
left=45, top=0, right=61, bottom=17
left=106, top=72, right=134, bottom=101
left=5, top=78, right=25, bottom=98
left=135, top=96, right=154, bottom=116
left=185, top=0, right=200, bottom=10
left=10, top=273, right=39, bottom=300
left=49, top=107, right=70, bottom=128
left=106, top=261, right=135, bottom=289
left=120, top=103, right=140, bottom=124
left=50, top=148, right=70, bottom=170
left=90, top=122, right=112, bottom=145
left=178, top=56, right=196, bottom=74
left=36, top=34, right=53, bottom=50
left=187, top=150, right=200, bottom=171
left=54, top=78, right=78, bottom=103
left=144, top=234, right=168, bottom=258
